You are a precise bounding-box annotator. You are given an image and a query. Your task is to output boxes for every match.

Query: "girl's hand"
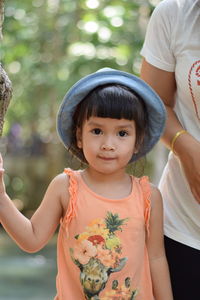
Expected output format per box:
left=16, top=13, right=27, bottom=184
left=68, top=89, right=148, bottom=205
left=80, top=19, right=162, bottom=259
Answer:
left=0, top=153, right=6, bottom=197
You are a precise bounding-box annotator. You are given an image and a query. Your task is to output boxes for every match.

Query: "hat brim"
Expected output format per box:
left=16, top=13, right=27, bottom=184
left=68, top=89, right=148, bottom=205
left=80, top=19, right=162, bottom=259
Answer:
left=57, top=69, right=166, bottom=162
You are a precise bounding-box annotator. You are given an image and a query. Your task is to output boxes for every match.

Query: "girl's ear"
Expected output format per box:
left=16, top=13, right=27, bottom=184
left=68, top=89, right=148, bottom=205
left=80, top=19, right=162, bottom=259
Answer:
left=76, top=127, right=82, bottom=149
left=134, top=133, right=145, bottom=154
left=133, top=141, right=139, bottom=155
left=133, top=144, right=139, bottom=154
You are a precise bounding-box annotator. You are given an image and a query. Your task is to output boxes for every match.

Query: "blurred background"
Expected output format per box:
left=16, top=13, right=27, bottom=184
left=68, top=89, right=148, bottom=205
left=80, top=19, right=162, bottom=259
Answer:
left=0, top=0, right=167, bottom=299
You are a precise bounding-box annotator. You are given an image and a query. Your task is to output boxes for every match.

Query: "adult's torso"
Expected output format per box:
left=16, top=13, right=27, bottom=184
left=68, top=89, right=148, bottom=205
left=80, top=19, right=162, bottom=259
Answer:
left=141, top=0, right=200, bottom=249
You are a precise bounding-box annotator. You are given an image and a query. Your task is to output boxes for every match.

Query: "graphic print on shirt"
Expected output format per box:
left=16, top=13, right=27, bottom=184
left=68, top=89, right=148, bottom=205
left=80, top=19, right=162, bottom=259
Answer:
left=70, top=211, right=138, bottom=300
left=188, top=60, right=200, bottom=121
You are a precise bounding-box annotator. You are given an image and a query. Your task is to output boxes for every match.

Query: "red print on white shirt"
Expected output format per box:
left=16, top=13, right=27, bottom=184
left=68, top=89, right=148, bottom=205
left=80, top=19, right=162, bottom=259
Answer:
left=188, top=60, right=200, bottom=121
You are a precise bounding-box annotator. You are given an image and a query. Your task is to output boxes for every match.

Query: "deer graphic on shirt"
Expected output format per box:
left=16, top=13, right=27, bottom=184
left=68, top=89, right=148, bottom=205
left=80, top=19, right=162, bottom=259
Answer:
left=71, top=256, right=127, bottom=299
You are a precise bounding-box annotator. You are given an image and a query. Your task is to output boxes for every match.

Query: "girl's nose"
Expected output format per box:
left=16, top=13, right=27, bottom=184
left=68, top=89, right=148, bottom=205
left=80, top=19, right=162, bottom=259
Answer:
left=101, top=143, right=115, bottom=151
left=101, top=135, right=116, bottom=151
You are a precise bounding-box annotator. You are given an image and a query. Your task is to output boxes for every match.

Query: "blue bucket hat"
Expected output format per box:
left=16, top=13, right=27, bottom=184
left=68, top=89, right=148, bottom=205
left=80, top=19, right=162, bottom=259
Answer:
left=57, top=68, right=166, bottom=163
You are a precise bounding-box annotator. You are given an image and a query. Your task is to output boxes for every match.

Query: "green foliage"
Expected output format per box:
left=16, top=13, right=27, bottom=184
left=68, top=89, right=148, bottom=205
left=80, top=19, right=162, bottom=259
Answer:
left=1, top=0, right=153, bottom=136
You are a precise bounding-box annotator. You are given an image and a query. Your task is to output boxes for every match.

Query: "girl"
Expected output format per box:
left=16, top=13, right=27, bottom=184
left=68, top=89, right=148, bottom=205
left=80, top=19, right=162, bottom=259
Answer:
left=0, top=68, right=173, bottom=299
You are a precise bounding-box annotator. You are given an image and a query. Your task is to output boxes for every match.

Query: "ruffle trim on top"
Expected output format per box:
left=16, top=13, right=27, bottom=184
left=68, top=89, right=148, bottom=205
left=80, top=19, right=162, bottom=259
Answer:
left=62, top=168, right=78, bottom=236
left=139, top=176, right=151, bottom=236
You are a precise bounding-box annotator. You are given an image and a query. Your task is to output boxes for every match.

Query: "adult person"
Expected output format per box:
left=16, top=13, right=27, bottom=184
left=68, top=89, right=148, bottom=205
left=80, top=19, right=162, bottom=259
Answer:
left=140, top=0, right=200, bottom=299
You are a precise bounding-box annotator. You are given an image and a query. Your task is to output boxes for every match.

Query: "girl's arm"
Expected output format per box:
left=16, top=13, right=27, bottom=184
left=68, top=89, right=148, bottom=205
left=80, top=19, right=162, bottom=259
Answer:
left=0, top=153, right=69, bottom=252
left=147, top=185, right=173, bottom=300
left=141, top=59, right=200, bottom=204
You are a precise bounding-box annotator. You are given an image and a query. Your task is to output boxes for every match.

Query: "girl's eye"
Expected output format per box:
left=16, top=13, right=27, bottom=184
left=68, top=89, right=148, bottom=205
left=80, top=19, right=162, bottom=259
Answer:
left=118, top=130, right=128, bottom=137
left=92, top=128, right=102, bottom=135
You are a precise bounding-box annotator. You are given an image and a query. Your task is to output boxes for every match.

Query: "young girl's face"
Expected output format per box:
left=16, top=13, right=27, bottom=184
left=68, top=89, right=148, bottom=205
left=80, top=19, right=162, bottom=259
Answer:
left=76, top=116, right=137, bottom=174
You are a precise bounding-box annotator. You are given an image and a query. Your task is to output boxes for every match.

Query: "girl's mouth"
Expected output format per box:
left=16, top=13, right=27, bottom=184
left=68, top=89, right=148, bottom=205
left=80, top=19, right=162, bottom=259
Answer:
left=98, top=156, right=116, bottom=161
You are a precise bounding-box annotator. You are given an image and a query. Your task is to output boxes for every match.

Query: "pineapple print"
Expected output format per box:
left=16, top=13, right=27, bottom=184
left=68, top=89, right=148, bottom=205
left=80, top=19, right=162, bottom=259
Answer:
left=105, top=212, right=128, bottom=252
left=105, top=212, right=128, bottom=234
left=70, top=211, right=136, bottom=299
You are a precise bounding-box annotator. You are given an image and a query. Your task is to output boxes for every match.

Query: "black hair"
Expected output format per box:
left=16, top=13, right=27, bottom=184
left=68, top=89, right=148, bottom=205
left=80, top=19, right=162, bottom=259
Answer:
left=71, top=83, right=148, bottom=163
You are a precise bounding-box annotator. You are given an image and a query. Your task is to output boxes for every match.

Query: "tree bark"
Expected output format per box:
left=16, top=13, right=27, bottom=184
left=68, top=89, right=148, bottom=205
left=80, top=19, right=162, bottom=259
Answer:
left=0, top=0, right=12, bottom=137
left=0, top=0, right=4, bottom=40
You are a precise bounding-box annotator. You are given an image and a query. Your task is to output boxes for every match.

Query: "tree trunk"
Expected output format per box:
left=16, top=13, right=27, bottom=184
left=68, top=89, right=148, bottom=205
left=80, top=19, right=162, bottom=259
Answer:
left=0, top=0, right=12, bottom=137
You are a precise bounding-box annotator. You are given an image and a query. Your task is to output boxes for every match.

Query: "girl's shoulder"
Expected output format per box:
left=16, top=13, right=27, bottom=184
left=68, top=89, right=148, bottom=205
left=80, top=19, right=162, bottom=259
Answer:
left=50, top=171, right=71, bottom=213
left=134, top=177, right=162, bottom=235
left=52, top=168, right=77, bottom=185
left=149, top=183, right=163, bottom=211
left=137, top=177, right=162, bottom=208
left=51, top=171, right=70, bottom=187
left=136, top=175, right=151, bottom=194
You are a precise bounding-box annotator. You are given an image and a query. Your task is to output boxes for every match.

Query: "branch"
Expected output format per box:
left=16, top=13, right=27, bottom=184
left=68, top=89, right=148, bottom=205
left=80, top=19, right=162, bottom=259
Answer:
left=0, top=0, right=12, bottom=137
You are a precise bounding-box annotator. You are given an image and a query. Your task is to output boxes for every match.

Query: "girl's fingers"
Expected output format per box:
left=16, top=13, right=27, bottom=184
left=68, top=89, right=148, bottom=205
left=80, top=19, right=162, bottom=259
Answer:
left=0, top=153, right=4, bottom=174
left=0, top=152, right=3, bottom=168
left=0, top=153, right=6, bottom=193
left=0, top=170, right=6, bottom=194
left=0, top=168, right=5, bottom=173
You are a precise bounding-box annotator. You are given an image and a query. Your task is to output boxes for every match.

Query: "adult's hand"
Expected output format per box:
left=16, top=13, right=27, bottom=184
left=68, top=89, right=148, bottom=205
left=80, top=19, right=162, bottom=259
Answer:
left=176, top=135, right=200, bottom=204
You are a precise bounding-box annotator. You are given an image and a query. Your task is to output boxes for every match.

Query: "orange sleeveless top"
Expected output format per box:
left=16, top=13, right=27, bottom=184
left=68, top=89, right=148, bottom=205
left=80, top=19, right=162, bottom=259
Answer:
left=54, top=169, right=154, bottom=300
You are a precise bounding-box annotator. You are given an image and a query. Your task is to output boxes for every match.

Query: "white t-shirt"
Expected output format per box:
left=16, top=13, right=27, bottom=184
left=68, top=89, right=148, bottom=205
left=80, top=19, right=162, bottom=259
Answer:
left=141, top=0, right=200, bottom=250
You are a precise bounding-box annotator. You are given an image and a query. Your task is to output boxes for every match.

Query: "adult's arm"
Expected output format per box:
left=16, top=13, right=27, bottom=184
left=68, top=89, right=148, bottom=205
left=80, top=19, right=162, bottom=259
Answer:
left=141, top=59, right=200, bottom=204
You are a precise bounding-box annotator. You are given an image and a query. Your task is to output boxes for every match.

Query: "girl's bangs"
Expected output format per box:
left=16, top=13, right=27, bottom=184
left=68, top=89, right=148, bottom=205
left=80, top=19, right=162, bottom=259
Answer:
left=86, top=92, right=137, bottom=120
